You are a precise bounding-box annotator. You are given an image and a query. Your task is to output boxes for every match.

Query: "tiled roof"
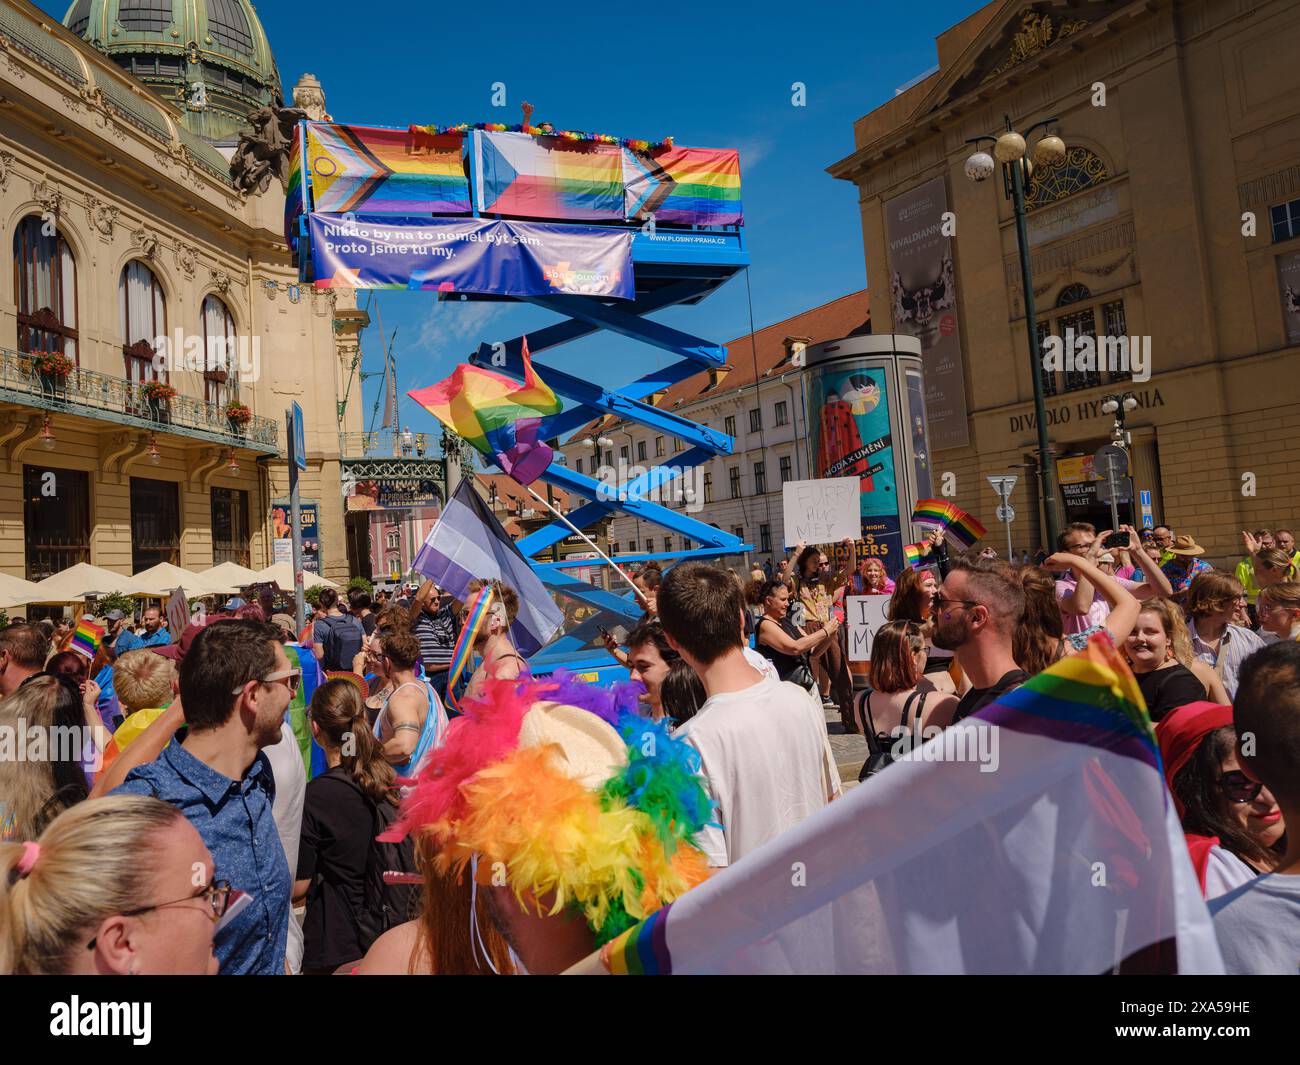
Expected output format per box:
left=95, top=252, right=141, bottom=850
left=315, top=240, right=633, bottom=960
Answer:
left=571, top=288, right=869, bottom=437
left=472, top=472, right=572, bottom=538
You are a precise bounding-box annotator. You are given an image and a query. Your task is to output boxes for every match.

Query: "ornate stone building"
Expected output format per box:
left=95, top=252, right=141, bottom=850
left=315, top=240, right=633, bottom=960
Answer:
left=830, top=0, right=1300, bottom=565
left=0, top=0, right=365, bottom=587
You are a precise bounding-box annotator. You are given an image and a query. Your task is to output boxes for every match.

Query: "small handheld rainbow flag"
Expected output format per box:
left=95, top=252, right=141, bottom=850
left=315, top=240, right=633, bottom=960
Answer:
left=408, top=337, right=562, bottom=486
left=912, top=499, right=953, bottom=528
left=903, top=542, right=933, bottom=570
left=910, top=499, right=987, bottom=550
left=944, top=505, right=987, bottom=549
left=70, top=619, right=104, bottom=660
left=445, top=584, right=495, bottom=711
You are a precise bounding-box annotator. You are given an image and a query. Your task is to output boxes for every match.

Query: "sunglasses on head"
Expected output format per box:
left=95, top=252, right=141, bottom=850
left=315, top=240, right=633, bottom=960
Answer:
left=1216, top=771, right=1264, bottom=804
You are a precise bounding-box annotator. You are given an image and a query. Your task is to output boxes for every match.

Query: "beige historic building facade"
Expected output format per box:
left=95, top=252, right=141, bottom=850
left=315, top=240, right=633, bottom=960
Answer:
left=0, top=0, right=365, bottom=589
left=831, top=0, right=1300, bottom=566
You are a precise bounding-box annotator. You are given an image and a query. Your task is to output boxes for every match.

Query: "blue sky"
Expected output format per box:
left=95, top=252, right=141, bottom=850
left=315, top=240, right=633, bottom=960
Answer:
left=45, top=0, right=984, bottom=440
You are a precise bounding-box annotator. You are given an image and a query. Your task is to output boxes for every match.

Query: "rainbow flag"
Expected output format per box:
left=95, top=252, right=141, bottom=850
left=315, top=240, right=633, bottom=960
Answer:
left=944, top=506, right=987, bottom=549
left=445, top=585, right=495, bottom=711
left=911, top=499, right=986, bottom=550
left=305, top=122, right=470, bottom=215
left=70, top=619, right=104, bottom=659
left=903, top=542, right=933, bottom=570
left=624, top=146, right=743, bottom=227
left=408, top=337, right=562, bottom=485
left=588, top=633, right=1221, bottom=975
left=912, top=498, right=954, bottom=527
left=603, top=904, right=674, bottom=975
left=477, top=132, right=624, bottom=222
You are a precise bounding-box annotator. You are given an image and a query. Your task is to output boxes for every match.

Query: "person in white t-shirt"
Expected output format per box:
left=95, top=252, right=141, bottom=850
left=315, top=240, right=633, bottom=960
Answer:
left=657, top=563, right=840, bottom=868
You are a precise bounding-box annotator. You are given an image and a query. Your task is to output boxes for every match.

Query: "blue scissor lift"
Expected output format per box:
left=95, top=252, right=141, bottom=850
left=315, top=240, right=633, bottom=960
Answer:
left=292, top=124, right=752, bottom=679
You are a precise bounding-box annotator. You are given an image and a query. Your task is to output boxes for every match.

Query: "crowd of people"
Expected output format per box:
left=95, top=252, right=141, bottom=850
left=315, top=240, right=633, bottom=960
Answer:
left=0, top=518, right=1298, bottom=975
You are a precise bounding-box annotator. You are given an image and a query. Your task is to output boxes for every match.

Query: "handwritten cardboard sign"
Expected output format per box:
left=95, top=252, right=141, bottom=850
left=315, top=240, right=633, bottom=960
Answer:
left=846, top=595, right=892, bottom=662
left=782, top=477, right=859, bottom=547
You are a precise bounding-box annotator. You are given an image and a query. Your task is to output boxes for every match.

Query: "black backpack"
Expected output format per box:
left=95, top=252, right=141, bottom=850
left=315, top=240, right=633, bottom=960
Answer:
left=856, top=688, right=928, bottom=781
left=320, top=775, right=419, bottom=952
left=321, top=613, right=365, bottom=672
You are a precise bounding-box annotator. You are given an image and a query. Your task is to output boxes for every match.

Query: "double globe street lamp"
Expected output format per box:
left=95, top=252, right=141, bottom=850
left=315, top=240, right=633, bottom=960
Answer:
left=965, top=116, right=1068, bottom=549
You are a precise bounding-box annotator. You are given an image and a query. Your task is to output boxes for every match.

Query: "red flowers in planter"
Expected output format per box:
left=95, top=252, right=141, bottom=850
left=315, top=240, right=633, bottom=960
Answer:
left=30, top=350, right=75, bottom=378
left=225, top=402, right=252, bottom=425
left=140, top=380, right=177, bottom=401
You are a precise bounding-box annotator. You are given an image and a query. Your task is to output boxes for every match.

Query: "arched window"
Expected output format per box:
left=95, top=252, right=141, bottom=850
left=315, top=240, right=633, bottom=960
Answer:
left=14, top=216, right=78, bottom=363
left=202, top=293, right=237, bottom=406
left=1025, top=147, right=1109, bottom=212
left=1056, top=283, right=1092, bottom=307
left=119, top=260, right=166, bottom=386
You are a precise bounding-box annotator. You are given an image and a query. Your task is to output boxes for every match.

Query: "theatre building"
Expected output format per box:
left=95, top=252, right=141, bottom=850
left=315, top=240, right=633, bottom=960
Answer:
left=830, top=0, right=1300, bottom=565
left=0, top=0, right=372, bottom=588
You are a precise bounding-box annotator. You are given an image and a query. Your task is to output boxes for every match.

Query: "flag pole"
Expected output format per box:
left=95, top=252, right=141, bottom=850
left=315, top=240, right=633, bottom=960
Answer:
left=515, top=480, right=643, bottom=601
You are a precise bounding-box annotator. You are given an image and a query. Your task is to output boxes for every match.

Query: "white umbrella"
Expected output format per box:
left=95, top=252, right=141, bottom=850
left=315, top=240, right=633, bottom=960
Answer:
left=30, top=562, right=133, bottom=603
left=121, top=563, right=228, bottom=598
left=0, top=571, right=40, bottom=606
left=197, top=561, right=262, bottom=590
left=253, top=561, right=339, bottom=591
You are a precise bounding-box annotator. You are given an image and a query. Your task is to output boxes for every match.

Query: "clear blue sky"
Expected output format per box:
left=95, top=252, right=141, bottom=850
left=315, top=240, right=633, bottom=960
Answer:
left=44, top=0, right=984, bottom=442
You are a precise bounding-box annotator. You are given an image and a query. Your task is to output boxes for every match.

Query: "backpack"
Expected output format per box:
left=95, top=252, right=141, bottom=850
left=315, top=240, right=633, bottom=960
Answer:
left=856, top=688, right=927, bottom=781
left=321, top=613, right=365, bottom=672
left=320, top=774, right=419, bottom=951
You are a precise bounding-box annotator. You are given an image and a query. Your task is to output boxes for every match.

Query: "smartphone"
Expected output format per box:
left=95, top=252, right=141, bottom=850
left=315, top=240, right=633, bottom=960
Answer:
left=1102, top=531, right=1129, bottom=549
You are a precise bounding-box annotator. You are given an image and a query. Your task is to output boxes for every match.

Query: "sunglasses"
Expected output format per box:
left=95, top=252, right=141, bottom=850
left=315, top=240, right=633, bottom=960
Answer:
left=932, top=593, right=979, bottom=611
left=88, top=879, right=232, bottom=950
left=1216, top=771, right=1264, bottom=805
left=230, top=667, right=301, bottom=696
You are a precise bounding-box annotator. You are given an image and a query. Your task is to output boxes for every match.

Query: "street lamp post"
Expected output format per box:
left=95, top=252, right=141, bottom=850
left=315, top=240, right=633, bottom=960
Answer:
left=966, top=115, right=1067, bottom=550
left=1102, top=391, right=1139, bottom=528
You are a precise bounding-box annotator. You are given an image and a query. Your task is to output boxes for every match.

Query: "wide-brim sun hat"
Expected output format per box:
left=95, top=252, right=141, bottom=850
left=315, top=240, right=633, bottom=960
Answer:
left=1168, top=535, right=1205, bottom=557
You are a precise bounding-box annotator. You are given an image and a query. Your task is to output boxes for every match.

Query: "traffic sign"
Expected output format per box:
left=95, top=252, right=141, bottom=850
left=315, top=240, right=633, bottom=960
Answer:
left=996, top=503, right=1015, bottom=523
left=1093, top=443, right=1128, bottom=479
left=292, top=401, right=307, bottom=472
left=987, top=474, right=1018, bottom=498
left=1096, top=478, right=1132, bottom=504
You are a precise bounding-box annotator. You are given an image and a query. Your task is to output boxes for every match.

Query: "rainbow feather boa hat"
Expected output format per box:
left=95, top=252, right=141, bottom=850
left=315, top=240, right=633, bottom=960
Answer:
left=381, top=672, right=714, bottom=946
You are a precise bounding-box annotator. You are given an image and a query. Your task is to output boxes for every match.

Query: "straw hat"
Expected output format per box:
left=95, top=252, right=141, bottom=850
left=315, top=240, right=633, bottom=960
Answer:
left=1167, top=535, right=1205, bottom=557
left=517, top=700, right=627, bottom=790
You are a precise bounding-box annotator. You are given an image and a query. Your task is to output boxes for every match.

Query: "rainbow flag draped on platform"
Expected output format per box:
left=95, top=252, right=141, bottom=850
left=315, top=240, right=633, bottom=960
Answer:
left=624, top=146, right=743, bottom=226
left=408, top=338, right=562, bottom=485
left=591, top=635, right=1221, bottom=975
left=305, top=122, right=471, bottom=215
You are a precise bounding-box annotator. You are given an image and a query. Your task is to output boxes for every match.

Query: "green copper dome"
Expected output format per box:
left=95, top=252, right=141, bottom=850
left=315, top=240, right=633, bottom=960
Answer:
left=62, top=0, right=283, bottom=143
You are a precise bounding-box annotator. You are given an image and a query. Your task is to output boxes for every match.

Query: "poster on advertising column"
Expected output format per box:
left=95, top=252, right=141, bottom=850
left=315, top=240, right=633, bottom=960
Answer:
left=883, top=175, right=970, bottom=450
left=806, top=363, right=905, bottom=577
left=271, top=499, right=320, bottom=574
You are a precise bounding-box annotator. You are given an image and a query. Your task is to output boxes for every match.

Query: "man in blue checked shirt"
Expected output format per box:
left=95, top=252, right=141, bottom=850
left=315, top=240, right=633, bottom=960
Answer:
left=113, top=619, right=296, bottom=974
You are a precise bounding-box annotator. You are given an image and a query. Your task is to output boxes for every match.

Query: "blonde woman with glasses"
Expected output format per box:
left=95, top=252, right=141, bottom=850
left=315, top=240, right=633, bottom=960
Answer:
left=1, top=794, right=221, bottom=974
left=1257, top=582, right=1300, bottom=643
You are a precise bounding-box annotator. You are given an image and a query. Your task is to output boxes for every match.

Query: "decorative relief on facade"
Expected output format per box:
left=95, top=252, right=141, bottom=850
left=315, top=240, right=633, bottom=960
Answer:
left=174, top=241, right=197, bottom=277
left=988, top=11, right=1089, bottom=81
left=0, top=150, right=13, bottom=193
left=131, top=226, right=158, bottom=258
left=85, top=192, right=118, bottom=238
left=1025, top=146, right=1109, bottom=212
left=31, top=177, right=62, bottom=216
left=211, top=269, right=233, bottom=295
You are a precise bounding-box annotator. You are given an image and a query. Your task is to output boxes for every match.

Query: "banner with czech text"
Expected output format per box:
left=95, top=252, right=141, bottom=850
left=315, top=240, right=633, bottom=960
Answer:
left=308, top=214, right=635, bottom=299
